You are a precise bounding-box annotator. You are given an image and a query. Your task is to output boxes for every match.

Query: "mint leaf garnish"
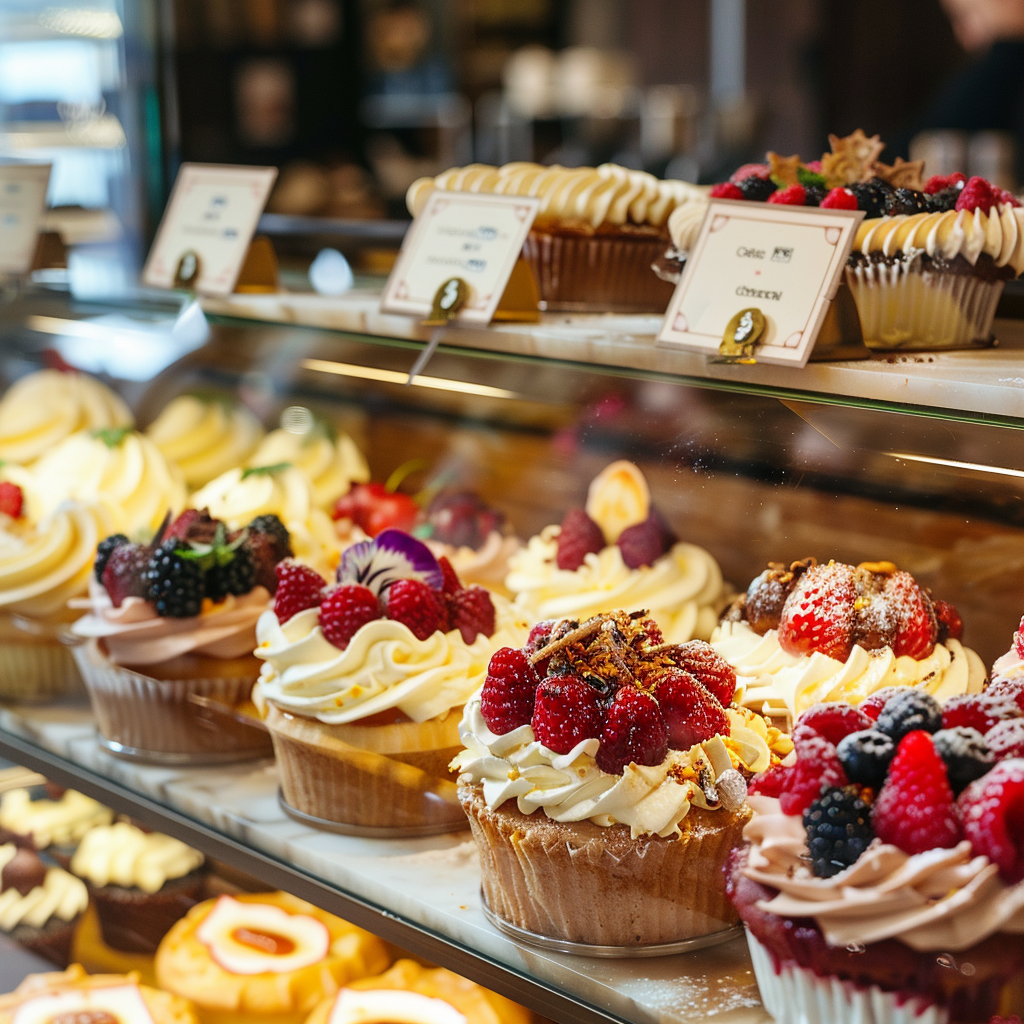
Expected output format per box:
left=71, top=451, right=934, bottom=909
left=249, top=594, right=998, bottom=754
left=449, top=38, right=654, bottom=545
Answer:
left=241, top=462, right=291, bottom=480
left=92, top=427, right=133, bottom=448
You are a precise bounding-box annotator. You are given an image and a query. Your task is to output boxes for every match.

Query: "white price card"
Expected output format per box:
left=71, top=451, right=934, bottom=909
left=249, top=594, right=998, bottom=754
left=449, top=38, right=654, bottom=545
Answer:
left=142, top=163, right=277, bottom=296
left=0, top=164, right=51, bottom=277
left=657, top=199, right=864, bottom=367
left=381, top=190, right=540, bottom=323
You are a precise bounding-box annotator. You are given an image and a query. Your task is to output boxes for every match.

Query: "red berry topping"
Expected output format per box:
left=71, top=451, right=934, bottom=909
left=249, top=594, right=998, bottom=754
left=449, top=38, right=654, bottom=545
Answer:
left=273, top=560, right=326, bottom=623
left=555, top=508, right=605, bottom=571
left=1015, top=616, right=1024, bottom=660
left=101, top=543, right=151, bottom=608
left=527, top=620, right=555, bottom=651
left=665, top=641, right=737, bottom=706
left=883, top=570, right=938, bottom=659
left=985, top=719, right=1024, bottom=759
left=779, top=733, right=847, bottom=816
left=480, top=647, right=538, bottom=734
left=531, top=675, right=603, bottom=754
left=860, top=687, right=904, bottom=722
left=319, top=584, right=380, bottom=649
left=797, top=703, right=872, bottom=747
left=654, top=670, right=729, bottom=749
left=767, top=184, right=806, bottom=206
left=449, top=585, right=496, bottom=644
left=989, top=675, right=1024, bottom=714
left=0, top=481, right=23, bottom=519
left=709, top=182, right=744, bottom=200
left=438, top=556, right=462, bottom=596
left=729, top=163, right=770, bottom=183
left=778, top=561, right=857, bottom=661
left=924, top=172, right=966, bottom=194
left=933, top=599, right=963, bottom=642
left=597, top=686, right=669, bottom=774
left=748, top=764, right=789, bottom=798
left=942, top=692, right=1021, bottom=734
left=872, top=731, right=961, bottom=855
left=955, top=176, right=997, bottom=214
left=616, top=514, right=672, bottom=570
left=166, top=508, right=219, bottom=543
left=385, top=579, right=446, bottom=640
left=820, top=187, right=858, bottom=210
left=958, top=759, right=1024, bottom=882
left=997, top=188, right=1022, bottom=208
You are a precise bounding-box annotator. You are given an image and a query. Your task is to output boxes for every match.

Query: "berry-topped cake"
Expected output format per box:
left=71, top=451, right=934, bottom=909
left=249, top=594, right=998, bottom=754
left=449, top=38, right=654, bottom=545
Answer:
left=505, top=460, right=730, bottom=644
left=665, top=129, right=1024, bottom=351
left=70, top=509, right=293, bottom=762
left=728, top=689, right=1024, bottom=1023
left=453, top=610, right=791, bottom=947
left=712, top=558, right=985, bottom=729
left=253, top=529, right=528, bottom=833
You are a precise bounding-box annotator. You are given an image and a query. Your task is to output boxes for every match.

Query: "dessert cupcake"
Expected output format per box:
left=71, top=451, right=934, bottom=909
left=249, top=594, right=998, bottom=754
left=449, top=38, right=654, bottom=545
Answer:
left=254, top=530, right=528, bottom=833
left=305, top=959, right=531, bottom=1024
left=0, top=493, right=117, bottom=701
left=712, top=558, right=986, bottom=729
left=455, top=610, right=790, bottom=948
left=728, top=688, right=1024, bottom=1023
left=146, top=396, right=265, bottom=489
left=71, top=821, right=207, bottom=957
left=69, top=509, right=292, bottom=762
left=406, top=163, right=701, bottom=312
left=0, top=843, right=88, bottom=967
left=0, top=369, right=132, bottom=466
left=155, top=892, right=390, bottom=1024
left=0, top=965, right=198, bottom=1024
left=505, top=461, right=729, bottom=643
left=0, top=787, right=112, bottom=861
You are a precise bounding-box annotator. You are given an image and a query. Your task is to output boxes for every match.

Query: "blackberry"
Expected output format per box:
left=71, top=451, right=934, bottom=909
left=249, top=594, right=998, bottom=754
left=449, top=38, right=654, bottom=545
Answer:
left=932, top=727, right=993, bottom=793
left=804, top=785, right=874, bottom=878
left=205, top=546, right=256, bottom=602
left=836, top=729, right=895, bottom=789
left=94, top=534, right=129, bottom=582
left=145, top=541, right=204, bottom=618
left=802, top=185, right=826, bottom=207
left=875, top=689, right=942, bottom=743
left=847, top=178, right=894, bottom=218
left=884, top=188, right=929, bottom=216
left=736, top=176, right=777, bottom=202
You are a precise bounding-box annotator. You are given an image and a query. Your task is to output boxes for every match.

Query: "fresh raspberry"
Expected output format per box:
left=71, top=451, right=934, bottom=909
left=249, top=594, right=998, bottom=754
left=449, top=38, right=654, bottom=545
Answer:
left=797, top=703, right=872, bottom=746
left=273, top=560, right=325, bottom=623
left=438, top=556, right=462, bottom=596
left=449, top=585, right=495, bottom=644
left=0, top=481, right=23, bottom=519
left=942, top=692, right=1021, bottom=734
left=996, top=188, right=1022, bottom=208
left=924, top=172, right=966, bottom=194
left=101, top=542, right=151, bottom=608
left=777, top=561, right=857, bottom=661
left=767, top=184, right=806, bottom=206
left=616, top=514, right=672, bottom=569
left=779, top=733, right=847, bottom=816
left=555, top=508, right=605, bottom=571
left=385, top=579, right=446, bottom=640
left=987, top=719, right=1024, bottom=759
left=596, top=686, right=669, bottom=774
left=654, top=670, right=729, bottom=749
left=933, top=599, right=963, bottom=643
left=665, top=641, right=736, bottom=706
left=958, top=759, right=1024, bottom=882
left=729, top=163, right=770, bottom=183
left=820, top=187, right=858, bottom=210
left=1015, top=616, right=1024, bottom=660
left=989, top=674, right=1024, bottom=714
left=955, top=175, right=997, bottom=214
left=531, top=675, right=603, bottom=754
left=860, top=687, right=904, bottom=722
left=319, top=584, right=380, bottom=649
left=480, top=647, right=537, bottom=734
left=527, top=620, right=555, bottom=651
left=748, top=764, right=789, bottom=798
left=709, top=182, right=744, bottom=200
left=872, top=731, right=961, bottom=855
left=883, top=571, right=937, bottom=659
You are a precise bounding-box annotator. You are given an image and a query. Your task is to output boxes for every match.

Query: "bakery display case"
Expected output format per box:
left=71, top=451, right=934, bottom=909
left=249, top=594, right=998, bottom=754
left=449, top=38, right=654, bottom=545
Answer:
left=1, top=280, right=1024, bottom=1024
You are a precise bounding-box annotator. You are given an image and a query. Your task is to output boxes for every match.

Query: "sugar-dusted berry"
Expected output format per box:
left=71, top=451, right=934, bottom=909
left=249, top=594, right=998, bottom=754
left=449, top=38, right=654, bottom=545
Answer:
left=932, top=727, right=993, bottom=794
left=480, top=647, right=537, bottom=735
left=860, top=686, right=904, bottom=722
left=986, top=719, right=1024, bottom=760
left=555, top=508, right=604, bottom=571
left=875, top=689, right=942, bottom=743
left=777, top=561, right=857, bottom=661
left=596, top=686, right=668, bottom=774
left=836, top=729, right=895, bottom=789
left=273, top=560, right=326, bottom=623
left=797, top=703, right=872, bottom=747
left=101, top=542, right=151, bottom=608
left=942, top=692, right=1021, bottom=735
left=385, top=579, right=446, bottom=640
left=748, top=764, right=789, bottom=798
left=531, top=675, right=603, bottom=754
left=779, top=733, right=848, bottom=817
left=883, top=570, right=937, bottom=660
left=958, top=759, right=1024, bottom=883
left=320, top=584, right=380, bottom=649
left=664, top=641, right=736, bottom=706
left=654, top=670, right=729, bottom=750
left=932, top=599, right=963, bottom=643
left=804, top=786, right=874, bottom=879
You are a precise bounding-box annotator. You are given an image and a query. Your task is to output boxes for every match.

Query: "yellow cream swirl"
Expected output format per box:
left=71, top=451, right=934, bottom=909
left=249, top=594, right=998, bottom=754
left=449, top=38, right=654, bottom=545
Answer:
left=0, top=789, right=112, bottom=849
left=146, top=396, right=264, bottom=488
left=70, top=822, right=203, bottom=894
left=505, top=526, right=727, bottom=642
left=254, top=601, right=528, bottom=725
left=249, top=429, right=369, bottom=509
left=0, top=501, right=117, bottom=620
left=0, top=371, right=132, bottom=466
left=667, top=198, right=710, bottom=252
left=0, top=846, right=88, bottom=929
left=711, top=620, right=986, bottom=727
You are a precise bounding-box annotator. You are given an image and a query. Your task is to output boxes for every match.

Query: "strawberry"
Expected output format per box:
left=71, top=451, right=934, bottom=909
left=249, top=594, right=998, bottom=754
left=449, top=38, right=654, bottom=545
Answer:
left=777, top=561, right=857, bottom=661
left=872, top=731, right=961, bottom=855
left=332, top=482, right=419, bottom=537
left=767, top=184, right=806, bottom=206
left=820, top=187, right=858, bottom=210
left=664, top=641, right=736, bottom=706
left=273, top=560, right=326, bottom=623
left=933, top=599, right=963, bottom=643
left=955, top=175, right=997, bottom=214
left=555, top=508, right=605, bottom=571
left=883, top=571, right=937, bottom=659
left=384, top=579, right=446, bottom=640
left=654, top=670, right=729, bottom=749
left=480, top=647, right=537, bottom=734
left=101, top=543, right=151, bottom=608
left=319, top=584, right=380, bottom=649
left=958, top=759, right=1024, bottom=882
left=596, top=686, right=669, bottom=774
left=449, top=585, right=495, bottom=644
left=531, top=675, right=603, bottom=754
left=0, top=482, right=23, bottom=519
left=709, top=182, right=744, bottom=200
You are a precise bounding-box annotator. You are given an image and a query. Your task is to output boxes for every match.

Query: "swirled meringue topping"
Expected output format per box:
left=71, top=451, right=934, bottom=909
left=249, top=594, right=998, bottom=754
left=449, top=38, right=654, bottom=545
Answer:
left=71, top=822, right=203, bottom=894
left=0, top=371, right=132, bottom=466
left=0, top=845, right=87, bottom=930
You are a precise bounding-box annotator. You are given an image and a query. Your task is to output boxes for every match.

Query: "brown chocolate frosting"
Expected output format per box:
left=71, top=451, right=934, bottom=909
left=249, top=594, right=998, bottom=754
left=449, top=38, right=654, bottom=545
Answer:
left=1, top=846, right=47, bottom=896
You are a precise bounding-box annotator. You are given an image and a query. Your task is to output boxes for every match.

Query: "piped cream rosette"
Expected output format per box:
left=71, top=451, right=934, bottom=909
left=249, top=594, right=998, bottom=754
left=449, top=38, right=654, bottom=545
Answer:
left=0, top=788, right=112, bottom=850
left=0, top=845, right=88, bottom=933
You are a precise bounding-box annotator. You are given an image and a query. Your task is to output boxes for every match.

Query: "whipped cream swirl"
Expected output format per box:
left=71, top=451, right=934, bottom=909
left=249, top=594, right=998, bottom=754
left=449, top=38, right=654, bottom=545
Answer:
left=71, top=822, right=203, bottom=894
left=0, top=846, right=87, bottom=930
left=250, top=429, right=369, bottom=509
left=0, top=789, right=112, bottom=849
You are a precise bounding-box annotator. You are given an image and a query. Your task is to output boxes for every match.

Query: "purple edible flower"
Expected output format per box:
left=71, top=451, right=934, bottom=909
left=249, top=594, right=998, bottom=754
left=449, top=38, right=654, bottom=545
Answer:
left=337, top=528, right=443, bottom=596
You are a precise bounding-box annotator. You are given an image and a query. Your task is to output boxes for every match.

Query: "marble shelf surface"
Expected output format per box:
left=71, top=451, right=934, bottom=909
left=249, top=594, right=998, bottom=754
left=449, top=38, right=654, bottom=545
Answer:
left=201, top=290, right=1024, bottom=422
left=0, top=701, right=770, bottom=1024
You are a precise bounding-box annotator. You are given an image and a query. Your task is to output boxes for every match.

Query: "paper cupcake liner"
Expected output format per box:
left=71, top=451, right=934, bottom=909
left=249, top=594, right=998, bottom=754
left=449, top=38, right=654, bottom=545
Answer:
left=845, top=262, right=1004, bottom=351
left=522, top=230, right=676, bottom=312
left=0, top=639, right=82, bottom=703
left=460, top=783, right=745, bottom=947
left=72, top=640, right=271, bottom=763
left=265, top=703, right=468, bottom=832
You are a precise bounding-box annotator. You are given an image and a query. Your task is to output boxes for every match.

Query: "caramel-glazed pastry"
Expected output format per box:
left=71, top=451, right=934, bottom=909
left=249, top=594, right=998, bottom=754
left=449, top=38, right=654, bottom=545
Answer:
left=156, top=892, right=390, bottom=1024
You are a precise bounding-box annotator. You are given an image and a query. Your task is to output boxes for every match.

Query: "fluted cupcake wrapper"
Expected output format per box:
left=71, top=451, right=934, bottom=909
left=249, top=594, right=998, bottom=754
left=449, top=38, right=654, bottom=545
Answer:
left=72, top=640, right=270, bottom=764
left=0, top=640, right=82, bottom=703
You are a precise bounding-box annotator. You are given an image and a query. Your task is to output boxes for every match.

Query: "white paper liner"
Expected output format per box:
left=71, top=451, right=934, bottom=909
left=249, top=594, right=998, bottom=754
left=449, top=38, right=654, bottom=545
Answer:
left=0, top=640, right=82, bottom=703
left=745, top=930, right=948, bottom=1024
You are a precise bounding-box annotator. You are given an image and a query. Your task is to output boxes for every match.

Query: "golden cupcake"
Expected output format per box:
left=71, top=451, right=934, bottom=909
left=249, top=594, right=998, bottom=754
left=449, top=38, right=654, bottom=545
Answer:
left=155, top=892, right=389, bottom=1024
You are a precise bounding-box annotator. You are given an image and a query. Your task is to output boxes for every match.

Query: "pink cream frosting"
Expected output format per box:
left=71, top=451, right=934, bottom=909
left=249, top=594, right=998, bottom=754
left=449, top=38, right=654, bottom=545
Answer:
left=742, top=795, right=1024, bottom=952
left=71, top=579, right=269, bottom=666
